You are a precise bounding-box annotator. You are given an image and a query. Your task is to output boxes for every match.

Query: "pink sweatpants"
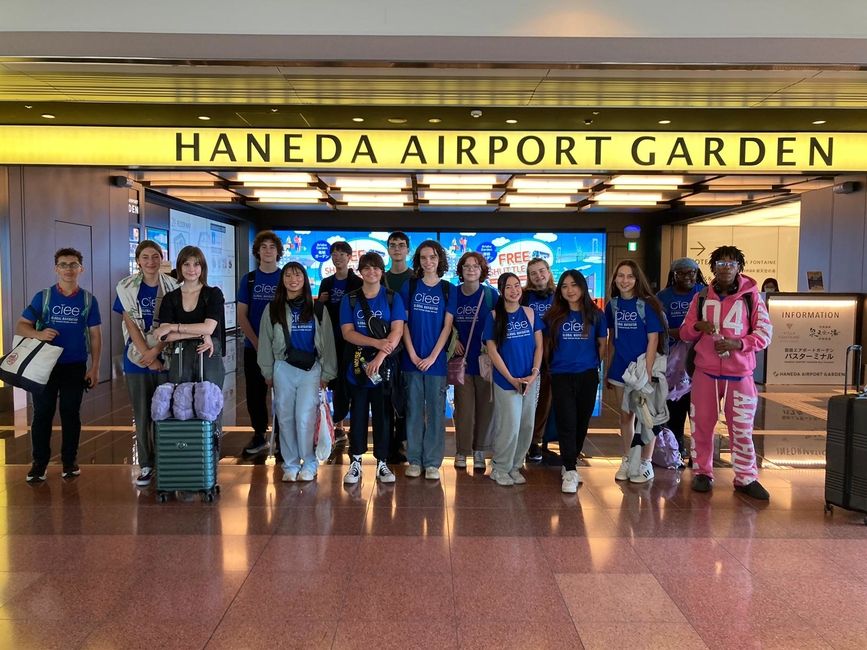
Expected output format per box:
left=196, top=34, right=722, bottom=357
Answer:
left=689, top=372, right=759, bottom=487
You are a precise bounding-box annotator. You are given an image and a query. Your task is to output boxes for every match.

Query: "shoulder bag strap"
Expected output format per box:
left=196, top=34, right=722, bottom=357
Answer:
left=462, top=289, right=487, bottom=364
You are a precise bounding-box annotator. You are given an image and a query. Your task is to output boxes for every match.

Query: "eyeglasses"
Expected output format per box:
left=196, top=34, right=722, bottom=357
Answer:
left=713, top=261, right=739, bottom=270
left=674, top=269, right=696, bottom=276
left=387, top=242, right=408, bottom=249
left=56, top=262, right=81, bottom=270
left=462, top=264, right=481, bottom=270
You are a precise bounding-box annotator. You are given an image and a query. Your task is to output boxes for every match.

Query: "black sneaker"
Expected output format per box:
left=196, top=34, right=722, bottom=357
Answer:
left=244, top=434, right=269, bottom=455
left=26, top=463, right=47, bottom=483
left=62, top=464, right=81, bottom=479
left=735, top=480, right=770, bottom=501
left=692, top=474, right=713, bottom=493
left=526, top=443, right=543, bottom=463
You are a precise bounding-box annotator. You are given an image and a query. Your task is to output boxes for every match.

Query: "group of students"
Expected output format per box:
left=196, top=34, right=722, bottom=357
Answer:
left=19, top=233, right=774, bottom=501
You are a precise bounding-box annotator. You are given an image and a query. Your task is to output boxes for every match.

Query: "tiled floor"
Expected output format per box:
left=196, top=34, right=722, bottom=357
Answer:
left=0, top=343, right=864, bottom=648
left=0, top=462, right=865, bottom=649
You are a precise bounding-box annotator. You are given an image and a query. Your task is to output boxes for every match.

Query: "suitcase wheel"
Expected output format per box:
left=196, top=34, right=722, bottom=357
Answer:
left=157, top=492, right=170, bottom=503
left=215, top=484, right=221, bottom=494
left=824, top=503, right=833, bottom=514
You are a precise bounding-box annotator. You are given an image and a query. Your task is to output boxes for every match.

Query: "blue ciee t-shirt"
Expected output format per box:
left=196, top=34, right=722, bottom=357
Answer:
left=24, top=286, right=102, bottom=365
left=237, top=268, right=281, bottom=348
left=339, top=286, right=406, bottom=387
left=113, top=283, right=160, bottom=375
left=656, top=284, right=705, bottom=346
left=604, top=297, right=664, bottom=383
left=399, top=278, right=453, bottom=376
left=287, top=305, right=316, bottom=353
left=448, top=284, right=498, bottom=377
left=549, top=309, right=608, bottom=375
left=523, top=290, right=554, bottom=333
left=481, top=306, right=542, bottom=391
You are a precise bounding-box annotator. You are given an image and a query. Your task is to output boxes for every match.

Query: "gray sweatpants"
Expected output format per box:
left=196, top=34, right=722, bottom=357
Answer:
left=126, top=371, right=168, bottom=469
left=491, top=382, right=538, bottom=472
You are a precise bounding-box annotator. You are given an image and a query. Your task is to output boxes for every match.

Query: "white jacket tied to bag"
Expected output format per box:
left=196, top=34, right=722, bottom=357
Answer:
left=621, top=352, right=670, bottom=445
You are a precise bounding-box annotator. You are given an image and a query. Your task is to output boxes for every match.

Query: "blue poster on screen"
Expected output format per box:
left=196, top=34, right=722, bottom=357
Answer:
left=273, top=230, right=437, bottom=295
left=438, top=231, right=606, bottom=302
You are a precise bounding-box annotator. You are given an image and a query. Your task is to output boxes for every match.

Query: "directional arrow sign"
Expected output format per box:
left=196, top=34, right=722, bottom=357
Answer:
left=690, top=241, right=706, bottom=256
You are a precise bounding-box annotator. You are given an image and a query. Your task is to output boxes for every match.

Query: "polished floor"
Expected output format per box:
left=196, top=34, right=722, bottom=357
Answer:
left=0, top=346, right=864, bottom=649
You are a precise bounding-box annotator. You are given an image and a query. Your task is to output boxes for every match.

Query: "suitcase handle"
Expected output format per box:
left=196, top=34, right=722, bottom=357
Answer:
left=845, top=344, right=862, bottom=395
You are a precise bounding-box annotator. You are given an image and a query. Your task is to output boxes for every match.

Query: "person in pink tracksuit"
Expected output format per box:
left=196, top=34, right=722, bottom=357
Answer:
left=680, top=246, right=771, bottom=501
left=681, top=246, right=773, bottom=500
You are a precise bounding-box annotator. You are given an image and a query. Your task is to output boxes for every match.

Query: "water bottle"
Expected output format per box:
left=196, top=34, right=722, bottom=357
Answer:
left=360, top=358, right=383, bottom=385
left=712, top=332, right=730, bottom=359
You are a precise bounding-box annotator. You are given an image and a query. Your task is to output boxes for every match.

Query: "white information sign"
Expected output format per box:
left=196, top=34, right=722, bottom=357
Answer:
left=765, top=296, right=858, bottom=385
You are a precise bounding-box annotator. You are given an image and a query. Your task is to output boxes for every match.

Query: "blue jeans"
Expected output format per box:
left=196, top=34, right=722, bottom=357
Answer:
left=404, top=371, right=447, bottom=468
left=273, top=360, right=321, bottom=473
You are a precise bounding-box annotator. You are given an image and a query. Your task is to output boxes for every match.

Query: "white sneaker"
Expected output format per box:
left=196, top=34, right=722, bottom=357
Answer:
left=425, top=466, right=440, bottom=480
left=508, top=469, right=527, bottom=485
left=562, top=469, right=580, bottom=493
left=377, top=461, right=396, bottom=483
left=298, top=467, right=317, bottom=482
left=627, top=445, right=643, bottom=478
left=473, top=451, right=486, bottom=470
left=405, top=464, right=422, bottom=478
left=135, top=467, right=153, bottom=487
left=630, top=459, right=655, bottom=484
left=343, top=460, right=362, bottom=484
left=454, top=454, right=467, bottom=468
left=282, top=468, right=298, bottom=482
left=490, top=469, right=515, bottom=486
left=615, top=456, right=630, bottom=481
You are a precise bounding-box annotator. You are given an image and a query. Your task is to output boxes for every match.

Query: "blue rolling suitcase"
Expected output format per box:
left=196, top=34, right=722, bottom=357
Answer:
left=154, top=341, right=221, bottom=503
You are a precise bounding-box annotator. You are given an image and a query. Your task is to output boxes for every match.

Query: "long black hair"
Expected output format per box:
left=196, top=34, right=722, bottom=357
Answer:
left=494, top=272, right=522, bottom=348
left=270, top=261, right=313, bottom=327
left=545, top=269, right=600, bottom=349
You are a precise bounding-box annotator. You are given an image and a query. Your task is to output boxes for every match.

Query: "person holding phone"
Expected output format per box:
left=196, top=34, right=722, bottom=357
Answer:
left=482, top=273, right=543, bottom=486
left=18, top=247, right=102, bottom=482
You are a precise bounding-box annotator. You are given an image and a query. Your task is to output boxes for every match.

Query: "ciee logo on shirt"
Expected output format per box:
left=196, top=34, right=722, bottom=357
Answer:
left=617, top=310, right=639, bottom=322
left=534, top=302, right=552, bottom=315
left=52, top=304, right=81, bottom=318
left=356, top=308, right=384, bottom=320
left=414, top=293, right=440, bottom=305
left=291, top=311, right=313, bottom=328
left=507, top=319, right=530, bottom=332
left=562, top=320, right=585, bottom=333
left=456, top=304, right=477, bottom=316
left=140, top=296, right=157, bottom=311
left=672, top=300, right=691, bottom=311
left=253, top=284, right=277, bottom=298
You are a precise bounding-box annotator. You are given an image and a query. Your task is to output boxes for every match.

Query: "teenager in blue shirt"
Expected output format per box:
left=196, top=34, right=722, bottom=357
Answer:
left=400, top=239, right=454, bottom=481
left=604, top=260, right=666, bottom=485
left=656, top=257, right=707, bottom=460
left=449, top=251, right=498, bottom=472
left=114, top=240, right=178, bottom=486
left=339, top=252, right=406, bottom=484
left=237, top=231, right=284, bottom=456
left=546, top=270, right=608, bottom=493
left=18, top=248, right=102, bottom=482
left=522, top=257, right=555, bottom=462
left=317, top=240, right=362, bottom=444
left=483, top=273, right=543, bottom=486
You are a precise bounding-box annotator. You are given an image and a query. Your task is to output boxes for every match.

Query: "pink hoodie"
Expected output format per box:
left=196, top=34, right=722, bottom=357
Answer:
left=680, top=274, right=772, bottom=377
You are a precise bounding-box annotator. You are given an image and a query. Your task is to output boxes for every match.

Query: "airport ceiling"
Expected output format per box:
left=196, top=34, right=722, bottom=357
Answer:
left=1, top=57, right=859, bottom=219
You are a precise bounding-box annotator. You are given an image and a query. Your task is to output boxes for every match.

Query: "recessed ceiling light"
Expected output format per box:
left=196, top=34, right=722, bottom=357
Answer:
left=428, top=118, right=442, bottom=124
left=24, top=104, right=32, bottom=109
left=812, top=119, right=827, bottom=125
left=352, top=117, right=364, bottom=123
left=505, top=119, right=518, bottom=124
left=387, top=118, right=407, bottom=124
left=270, top=108, right=278, bottom=113
left=658, top=119, right=671, bottom=125
left=592, top=111, right=600, bottom=116
left=197, top=115, right=211, bottom=121
left=41, top=113, right=55, bottom=119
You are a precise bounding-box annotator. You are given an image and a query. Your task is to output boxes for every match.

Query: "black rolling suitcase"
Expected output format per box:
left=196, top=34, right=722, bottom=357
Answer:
left=824, top=344, right=867, bottom=524
left=154, top=340, right=220, bottom=503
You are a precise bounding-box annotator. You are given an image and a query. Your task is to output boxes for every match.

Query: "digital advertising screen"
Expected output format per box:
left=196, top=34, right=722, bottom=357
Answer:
left=169, top=209, right=238, bottom=328
left=273, top=230, right=437, bottom=296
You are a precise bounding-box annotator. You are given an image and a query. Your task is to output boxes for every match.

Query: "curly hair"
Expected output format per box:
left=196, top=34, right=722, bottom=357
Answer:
left=709, top=245, right=746, bottom=272
left=411, top=239, right=449, bottom=278
left=252, top=230, right=284, bottom=262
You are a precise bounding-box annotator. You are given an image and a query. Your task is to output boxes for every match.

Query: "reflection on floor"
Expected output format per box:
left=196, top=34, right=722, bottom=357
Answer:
left=0, top=351, right=864, bottom=648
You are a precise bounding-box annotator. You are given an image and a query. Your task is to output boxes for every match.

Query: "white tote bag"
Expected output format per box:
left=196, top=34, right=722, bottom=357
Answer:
left=0, top=335, right=63, bottom=393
